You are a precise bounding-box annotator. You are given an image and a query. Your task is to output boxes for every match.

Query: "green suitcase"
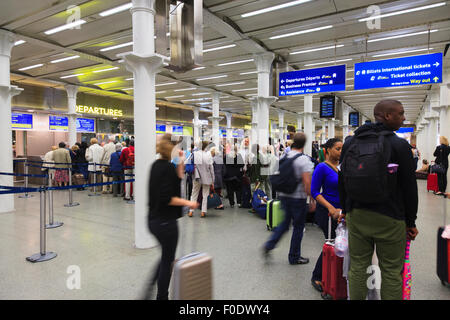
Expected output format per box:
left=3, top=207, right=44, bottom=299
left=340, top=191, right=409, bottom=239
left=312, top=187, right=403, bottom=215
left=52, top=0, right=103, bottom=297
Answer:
left=266, top=200, right=285, bottom=231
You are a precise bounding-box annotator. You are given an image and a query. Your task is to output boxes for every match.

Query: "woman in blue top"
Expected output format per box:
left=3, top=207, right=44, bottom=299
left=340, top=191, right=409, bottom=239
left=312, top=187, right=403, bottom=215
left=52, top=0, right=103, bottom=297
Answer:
left=310, top=138, right=344, bottom=294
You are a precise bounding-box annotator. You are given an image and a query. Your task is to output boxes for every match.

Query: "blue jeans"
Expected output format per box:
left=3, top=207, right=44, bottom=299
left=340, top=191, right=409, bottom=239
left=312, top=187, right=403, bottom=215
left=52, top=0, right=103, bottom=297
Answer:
left=265, top=197, right=307, bottom=264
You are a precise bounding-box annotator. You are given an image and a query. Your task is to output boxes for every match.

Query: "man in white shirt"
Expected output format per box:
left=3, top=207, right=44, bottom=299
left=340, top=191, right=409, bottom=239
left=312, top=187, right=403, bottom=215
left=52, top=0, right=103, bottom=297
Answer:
left=101, top=137, right=116, bottom=193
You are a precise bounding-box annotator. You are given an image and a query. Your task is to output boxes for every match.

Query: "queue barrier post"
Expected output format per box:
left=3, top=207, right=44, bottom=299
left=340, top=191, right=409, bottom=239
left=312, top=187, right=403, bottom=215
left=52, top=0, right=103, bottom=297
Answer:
left=46, top=170, right=63, bottom=229
left=26, top=188, right=57, bottom=263
left=88, top=163, right=101, bottom=197
left=64, top=165, right=80, bottom=207
left=18, top=160, right=33, bottom=199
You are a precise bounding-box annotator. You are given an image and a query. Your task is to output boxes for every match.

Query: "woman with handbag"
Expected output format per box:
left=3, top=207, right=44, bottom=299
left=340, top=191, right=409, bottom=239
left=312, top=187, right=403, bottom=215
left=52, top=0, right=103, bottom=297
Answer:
left=188, top=141, right=215, bottom=218
left=433, top=136, right=450, bottom=195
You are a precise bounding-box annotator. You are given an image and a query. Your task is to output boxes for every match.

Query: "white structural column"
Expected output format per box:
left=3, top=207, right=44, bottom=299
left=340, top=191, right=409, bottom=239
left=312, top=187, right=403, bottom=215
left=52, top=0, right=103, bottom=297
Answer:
left=250, top=100, right=258, bottom=146
left=321, top=121, right=327, bottom=144
left=341, top=104, right=350, bottom=140
left=436, top=69, right=450, bottom=140
left=224, top=112, right=233, bottom=143
left=65, top=85, right=78, bottom=147
left=303, top=95, right=316, bottom=156
left=277, top=110, right=285, bottom=144
left=193, top=107, right=201, bottom=145
left=209, top=92, right=222, bottom=148
left=0, top=30, right=23, bottom=213
left=118, top=0, right=168, bottom=249
left=424, top=96, right=440, bottom=162
left=328, top=119, right=335, bottom=138
left=296, top=113, right=303, bottom=132
left=253, top=52, right=277, bottom=146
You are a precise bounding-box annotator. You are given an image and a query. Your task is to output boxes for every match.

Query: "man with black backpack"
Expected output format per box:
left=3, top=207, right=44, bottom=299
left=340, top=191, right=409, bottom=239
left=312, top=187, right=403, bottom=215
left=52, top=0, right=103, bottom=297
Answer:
left=264, top=132, right=314, bottom=265
left=339, top=99, right=419, bottom=300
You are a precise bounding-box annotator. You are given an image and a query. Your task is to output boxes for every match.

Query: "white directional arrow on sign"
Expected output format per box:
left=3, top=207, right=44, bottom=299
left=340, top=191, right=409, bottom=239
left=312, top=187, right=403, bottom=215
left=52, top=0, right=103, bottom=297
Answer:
left=434, top=62, right=440, bottom=67
left=433, top=77, right=440, bottom=82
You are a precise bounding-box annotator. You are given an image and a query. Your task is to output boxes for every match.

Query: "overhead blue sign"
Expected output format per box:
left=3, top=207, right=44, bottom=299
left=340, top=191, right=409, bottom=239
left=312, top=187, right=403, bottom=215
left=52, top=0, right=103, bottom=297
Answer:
left=279, top=65, right=346, bottom=96
left=12, top=113, right=33, bottom=129
left=76, top=118, right=95, bottom=133
left=49, top=116, right=68, bottom=131
left=354, top=53, right=442, bottom=90
left=349, top=112, right=359, bottom=127
left=172, top=126, right=183, bottom=135
left=396, top=127, right=414, bottom=134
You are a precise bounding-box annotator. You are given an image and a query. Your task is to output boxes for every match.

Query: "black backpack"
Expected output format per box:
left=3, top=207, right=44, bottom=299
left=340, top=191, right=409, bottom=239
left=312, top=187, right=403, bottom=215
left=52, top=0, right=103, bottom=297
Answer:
left=270, top=153, right=303, bottom=194
left=341, top=130, right=393, bottom=204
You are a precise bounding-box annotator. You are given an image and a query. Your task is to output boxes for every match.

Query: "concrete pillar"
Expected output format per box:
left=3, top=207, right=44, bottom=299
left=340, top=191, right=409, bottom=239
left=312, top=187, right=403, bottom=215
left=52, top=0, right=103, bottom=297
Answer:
left=193, top=107, right=200, bottom=145
left=321, top=121, right=327, bottom=144
left=277, top=110, right=285, bottom=144
left=224, top=112, right=233, bottom=144
left=118, top=0, right=168, bottom=249
left=0, top=30, right=23, bottom=213
left=436, top=69, right=450, bottom=140
left=209, top=92, right=222, bottom=148
left=253, top=52, right=277, bottom=146
left=303, top=95, right=316, bottom=156
left=250, top=100, right=258, bottom=146
left=65, top=85, right=78, bottom=147
left=296, top=113, right=303, bottom=132
left=341, top=103, right=350, bottom=140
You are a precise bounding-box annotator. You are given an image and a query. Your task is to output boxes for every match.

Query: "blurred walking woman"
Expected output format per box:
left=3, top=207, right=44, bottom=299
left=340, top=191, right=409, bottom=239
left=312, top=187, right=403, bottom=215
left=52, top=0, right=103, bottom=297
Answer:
left=144, top=134, right=198, bottom=300
left=310, top=138, right=343, bottom=295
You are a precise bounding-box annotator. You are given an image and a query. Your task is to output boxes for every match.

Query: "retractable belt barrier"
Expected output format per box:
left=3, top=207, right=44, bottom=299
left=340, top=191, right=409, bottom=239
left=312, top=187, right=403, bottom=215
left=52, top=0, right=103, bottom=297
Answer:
left=1, top=175, right=135, bottom=264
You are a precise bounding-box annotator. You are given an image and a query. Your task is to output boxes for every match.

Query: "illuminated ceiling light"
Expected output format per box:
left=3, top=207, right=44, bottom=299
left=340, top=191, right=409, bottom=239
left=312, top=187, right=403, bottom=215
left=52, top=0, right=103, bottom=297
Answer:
left=174, top=88, right=197, bottom=92
left=122, top=88, right=134, bottom=91
left=196, top=75, right=228, bottom=81
left=241, top=0, right=313, bottom=18
left=44, top=20, right=87, bottom=35
left=372, top=48, right=431, bottom=57
left=155, top=82, right=177, bottom=86
left=93, top=67, right=119, bottom=73
left=192, top=67, right=206, bottom=70
left=125, top=77, right=134, bottom=81
left=192, top=92, right=212, bottom=96
left=222, top=100, right=242, bottom=103
left=304, top=58, right=352, bottom=67
left=50, top=55, right=80, bottom=63
left=165, top=95, right=185, bottom=99
left=99, top=3, right=133, bottom=17
left=217, top=59, right=253, bottom=67
left=94, top=80, right=118, bottom=86
left=269, top=25, right=333, bottom=40
left=240, top=71, right=258, bottom=75
left=368, top=30, right=438, bottom=43
left=60, top=73, right=84, bottom=79
left=215, top=82, right=245, bottom=87
left=358, top=2, right=446, bottom=22
left=18, top=63, right=43, bottom=71
left=14, top=40, right=25, bottom=46
left=100, top=41, right=133, bottom=52
left=232, top=88, right=257, bottom=92
left=203, top=44, right=236, bottom=53
left=290, top=44, right=344, bottom=55
left=156, top=91, right=166, bottom=94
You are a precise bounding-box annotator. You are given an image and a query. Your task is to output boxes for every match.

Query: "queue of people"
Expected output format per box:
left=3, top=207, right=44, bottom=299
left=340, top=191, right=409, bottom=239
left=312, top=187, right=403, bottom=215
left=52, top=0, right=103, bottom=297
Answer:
left=41, top=137, right=135, bottom=200
left=145, top=99, right=450, bottom=301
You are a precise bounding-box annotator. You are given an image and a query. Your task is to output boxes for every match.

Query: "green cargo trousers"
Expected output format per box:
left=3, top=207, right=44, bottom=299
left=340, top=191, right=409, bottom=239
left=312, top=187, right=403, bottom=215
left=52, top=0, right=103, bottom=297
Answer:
left=346, top=208, right=406, bottom=300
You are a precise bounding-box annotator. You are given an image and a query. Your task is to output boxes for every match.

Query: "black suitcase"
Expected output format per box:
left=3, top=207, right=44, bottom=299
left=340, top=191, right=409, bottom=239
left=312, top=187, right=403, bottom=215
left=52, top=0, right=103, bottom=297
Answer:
left=437, top=195, right=450, bottom=286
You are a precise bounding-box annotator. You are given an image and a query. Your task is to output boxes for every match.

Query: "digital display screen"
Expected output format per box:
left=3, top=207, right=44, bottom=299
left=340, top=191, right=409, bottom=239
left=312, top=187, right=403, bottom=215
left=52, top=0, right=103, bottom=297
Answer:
left=156, top=124, right=166, bottom=133
left=172, top=126, right=183, bottom=135
left=349, top=112, right=359, bottom=127
left=76, top=118, right=95, bottom=133
left=49, top=116, right=68, bottom=131
left=12, top=113, right=33, bottom=129
left=320, top=96, right=335, bottom=118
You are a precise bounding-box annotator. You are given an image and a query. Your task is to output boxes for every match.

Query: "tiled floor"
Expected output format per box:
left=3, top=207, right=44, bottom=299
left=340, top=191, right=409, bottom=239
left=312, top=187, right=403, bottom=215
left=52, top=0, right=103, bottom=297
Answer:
left=0, top=180, right=449, bottom=300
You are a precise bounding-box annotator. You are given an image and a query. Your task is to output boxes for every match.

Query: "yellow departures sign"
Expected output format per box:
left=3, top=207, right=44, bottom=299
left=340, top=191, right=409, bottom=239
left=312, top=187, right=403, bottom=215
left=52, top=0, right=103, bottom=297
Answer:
left=76, top=105, right=123, bottom=117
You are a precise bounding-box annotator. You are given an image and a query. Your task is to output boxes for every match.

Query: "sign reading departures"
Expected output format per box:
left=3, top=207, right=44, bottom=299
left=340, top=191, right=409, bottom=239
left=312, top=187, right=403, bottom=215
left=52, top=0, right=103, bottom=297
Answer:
left=279, top=65, right=346, bottom=96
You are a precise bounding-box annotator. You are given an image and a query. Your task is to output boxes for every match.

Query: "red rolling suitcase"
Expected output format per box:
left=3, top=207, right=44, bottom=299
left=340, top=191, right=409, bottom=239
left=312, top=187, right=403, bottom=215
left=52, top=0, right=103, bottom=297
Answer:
left=437, top=195, right=450, bottom=286
left=427, top=173, right=439, bottom=193
left=321, top=217, right=348, bottom=300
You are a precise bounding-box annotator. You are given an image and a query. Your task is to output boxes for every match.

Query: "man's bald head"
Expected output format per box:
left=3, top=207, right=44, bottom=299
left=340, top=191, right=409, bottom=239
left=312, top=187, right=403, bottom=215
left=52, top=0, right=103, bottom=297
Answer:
left=374, top=100, right=402, bottom=122
left=373, top=99, right=405, bottom=131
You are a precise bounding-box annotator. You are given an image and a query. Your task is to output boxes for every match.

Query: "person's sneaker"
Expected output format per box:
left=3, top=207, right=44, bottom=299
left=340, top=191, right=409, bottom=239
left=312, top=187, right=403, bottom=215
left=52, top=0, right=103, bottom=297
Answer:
left=201, top=212, right=206, bottom=218
left=230, top=204, right=234, bottom=208
left=188, top=211, right=193, bottom=217
left=290, top=257, right=309, bottom=265
left=262, top=247, right=271, bottom=262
